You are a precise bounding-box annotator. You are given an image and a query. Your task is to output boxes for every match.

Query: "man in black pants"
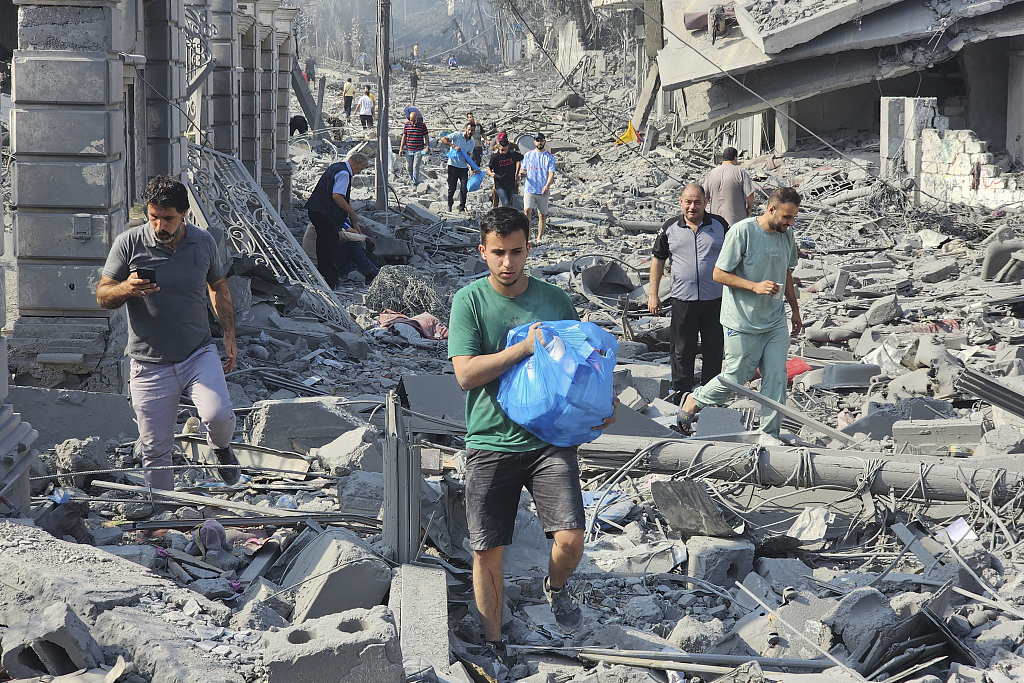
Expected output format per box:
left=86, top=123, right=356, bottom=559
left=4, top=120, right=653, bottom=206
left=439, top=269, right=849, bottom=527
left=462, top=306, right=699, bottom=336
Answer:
left=440, top=122, right=478, bottom=213
left=648, top=184, right=728, bottom=402
left=305, top=152, right=371, bottom=289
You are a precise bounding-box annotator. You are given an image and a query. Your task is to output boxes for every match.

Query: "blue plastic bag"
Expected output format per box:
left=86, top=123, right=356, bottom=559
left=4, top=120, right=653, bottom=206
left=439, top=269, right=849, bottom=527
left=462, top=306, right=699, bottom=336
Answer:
left=497, top=320, right=619, bottom=447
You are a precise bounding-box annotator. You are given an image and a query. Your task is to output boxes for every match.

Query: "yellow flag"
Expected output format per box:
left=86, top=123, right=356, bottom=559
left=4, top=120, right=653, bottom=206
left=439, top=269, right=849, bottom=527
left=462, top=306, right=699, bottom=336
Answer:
left=616, top=121, right=640, bottom=145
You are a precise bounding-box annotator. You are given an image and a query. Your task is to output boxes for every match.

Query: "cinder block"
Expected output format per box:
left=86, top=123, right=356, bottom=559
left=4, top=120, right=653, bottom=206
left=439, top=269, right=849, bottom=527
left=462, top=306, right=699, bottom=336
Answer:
left=686, top=536, right=754, bottom=588
left=891, top=418, right=984, bottom=447
left=262, top=606, right=403, bottom=683
left=618, top=363, right=671, bottom=402
left=1, top=602, right=104, bottom=678
left=11, top=109, right=125, bottom=157
left=12, top=53, right=121, bottom=105
left=281, top=528, right=392, bottom=624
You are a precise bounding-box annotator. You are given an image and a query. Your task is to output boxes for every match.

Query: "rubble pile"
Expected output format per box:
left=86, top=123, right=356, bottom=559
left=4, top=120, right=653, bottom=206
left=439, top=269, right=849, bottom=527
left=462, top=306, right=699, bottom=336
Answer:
left=8, top=61, right=1024, bottom=683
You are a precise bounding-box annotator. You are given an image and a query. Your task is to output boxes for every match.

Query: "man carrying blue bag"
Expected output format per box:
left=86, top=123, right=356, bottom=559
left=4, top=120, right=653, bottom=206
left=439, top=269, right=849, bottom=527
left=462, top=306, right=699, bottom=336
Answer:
left=449, top=207, right=617, bottom=668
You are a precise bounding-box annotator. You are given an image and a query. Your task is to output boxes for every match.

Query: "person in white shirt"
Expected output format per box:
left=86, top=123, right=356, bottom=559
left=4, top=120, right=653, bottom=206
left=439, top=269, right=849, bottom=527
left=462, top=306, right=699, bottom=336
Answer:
left=357, top=87, right=375, bottom=129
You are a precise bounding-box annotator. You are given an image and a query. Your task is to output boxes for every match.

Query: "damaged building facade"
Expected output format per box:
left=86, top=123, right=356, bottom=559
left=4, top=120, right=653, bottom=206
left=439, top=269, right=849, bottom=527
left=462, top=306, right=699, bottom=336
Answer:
left=610, top=0, right=1024, bottom=194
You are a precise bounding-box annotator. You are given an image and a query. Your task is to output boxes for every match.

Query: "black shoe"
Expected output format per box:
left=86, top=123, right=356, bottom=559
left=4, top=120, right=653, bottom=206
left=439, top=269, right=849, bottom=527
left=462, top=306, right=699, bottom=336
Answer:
left=544, top=576, right=583, bottom=631
left=214, top=447, right=240, bottom=485
left=481, top=639, right=508, bottom=669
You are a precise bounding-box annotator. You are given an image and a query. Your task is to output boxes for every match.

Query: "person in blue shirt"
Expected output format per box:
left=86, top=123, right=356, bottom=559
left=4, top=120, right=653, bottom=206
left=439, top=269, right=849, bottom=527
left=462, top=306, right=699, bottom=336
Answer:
left=440, top=122, right=480, bottom=213
left=521, top=133, right=556, bottom=240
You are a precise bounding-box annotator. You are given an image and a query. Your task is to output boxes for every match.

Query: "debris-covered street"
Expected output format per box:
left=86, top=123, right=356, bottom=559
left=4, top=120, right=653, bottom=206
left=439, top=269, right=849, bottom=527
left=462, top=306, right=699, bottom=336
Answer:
left=7, top=2, right=1024, bottom=682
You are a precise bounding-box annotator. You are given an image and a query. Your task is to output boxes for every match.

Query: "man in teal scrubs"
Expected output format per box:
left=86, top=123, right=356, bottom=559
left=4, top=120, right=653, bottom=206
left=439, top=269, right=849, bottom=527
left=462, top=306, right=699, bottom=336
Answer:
left=678, top=187, right=802, bottom=437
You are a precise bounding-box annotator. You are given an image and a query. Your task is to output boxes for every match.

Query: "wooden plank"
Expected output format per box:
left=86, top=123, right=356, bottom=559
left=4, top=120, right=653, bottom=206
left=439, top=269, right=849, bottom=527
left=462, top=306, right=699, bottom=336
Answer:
left=91, top=480, right=306, bottom=517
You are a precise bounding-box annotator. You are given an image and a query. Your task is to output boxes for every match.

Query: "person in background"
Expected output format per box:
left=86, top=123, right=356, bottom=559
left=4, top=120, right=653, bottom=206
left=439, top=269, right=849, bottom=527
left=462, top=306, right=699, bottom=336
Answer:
left=342, top=78, right=356, bottom=122
left=399, top=110, right=430, bottom=186
left=440, top=122, right=478, bottom=213
left=521, top=133, right=556, bottom=241
left=703, top=146, right=755, bottom=227
left=486, top=132, right=523, bottom=208
left=357, top=87, right=374, bottom=129
left=410, top=70, right=421, bottom=106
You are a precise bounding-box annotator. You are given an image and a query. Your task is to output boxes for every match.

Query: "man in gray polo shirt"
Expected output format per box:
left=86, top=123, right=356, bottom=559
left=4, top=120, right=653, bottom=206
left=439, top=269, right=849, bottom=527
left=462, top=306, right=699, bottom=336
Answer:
left=648, top=184, right=728, bottom=401
left=97, top=176, right=239, bottom=490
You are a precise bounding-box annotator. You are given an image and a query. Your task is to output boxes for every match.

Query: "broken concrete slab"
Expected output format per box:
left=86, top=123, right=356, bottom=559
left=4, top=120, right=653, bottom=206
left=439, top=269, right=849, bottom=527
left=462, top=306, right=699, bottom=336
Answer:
left=262, top=605, right=403, bottom=683
left=246, top=397, right=367, bottom=452
left=821, top=587, right=898, bottom=652
left=316, top=426, right=383, bottom=476
left=2, top=601, right=104, bottom=678
left=389, top=563, right=450, bottom=677
left=734, top=0, right=893, bottom=54
left=891, top=419, right=984, bottom=447
left=230, top=598, right=289, bottom=632
left=281, top=527, right=392, bottom=624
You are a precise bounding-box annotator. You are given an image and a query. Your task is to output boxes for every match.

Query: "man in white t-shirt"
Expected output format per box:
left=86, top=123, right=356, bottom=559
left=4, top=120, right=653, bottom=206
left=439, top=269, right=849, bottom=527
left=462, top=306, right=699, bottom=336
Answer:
left=357, top=87, right=375, bottom=129
left=521, top=133, right=556, bottom=240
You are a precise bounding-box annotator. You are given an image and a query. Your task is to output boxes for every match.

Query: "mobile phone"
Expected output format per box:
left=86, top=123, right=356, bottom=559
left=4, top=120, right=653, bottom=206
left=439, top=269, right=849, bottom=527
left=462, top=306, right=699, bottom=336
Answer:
left=136, top=268, right=157, bottom=284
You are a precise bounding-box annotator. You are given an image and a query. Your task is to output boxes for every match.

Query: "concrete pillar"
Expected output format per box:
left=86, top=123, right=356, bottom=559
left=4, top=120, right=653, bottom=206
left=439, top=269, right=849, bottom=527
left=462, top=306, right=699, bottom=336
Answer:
left=239, top=9, right=260, bottom=180
left=145, top=0, right=188, bottom=177
left=8, top=0, right=126, bottom=391
left=275, top=13, right=298, bottom=207
left=1007, top=52, right=1024, bottom=164
left=259, top=0, right=282, bottom=208
left=774, top=102, right=794, bottom=154
left=209, top=0, right=239, bottom=156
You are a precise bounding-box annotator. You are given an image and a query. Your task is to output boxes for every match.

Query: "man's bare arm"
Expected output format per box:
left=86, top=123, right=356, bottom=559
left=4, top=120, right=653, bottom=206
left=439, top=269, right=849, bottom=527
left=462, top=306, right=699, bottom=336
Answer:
left=208, top=277, right=237, bottom=372
left=96, top=273, right=157, bottom=309
left=648, top=258, right=665, bottom=315
left=746, top=193, right=754, bottom=217
left=784, top=268, right=802, bottom=335
left=451, top=322, right=543, bottom=391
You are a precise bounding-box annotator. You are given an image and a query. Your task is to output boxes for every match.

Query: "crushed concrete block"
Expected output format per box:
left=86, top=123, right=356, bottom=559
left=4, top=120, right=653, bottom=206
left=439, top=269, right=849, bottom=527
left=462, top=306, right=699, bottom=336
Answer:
left=616, top=340, right=648, bottom=360
left=821, top=587, right=898, bottom=652
left=891, top=419, right=984, bottom=447
left=916, top=259, right=959, bottom=283
left=388, top=563, right=449, bottom=677
left=191, top=578, right=236, bottom=600
left=89, top=524, right=124, bottom=546
left=734, top=571, right=780, bottom=613
left=231, top=599, right=288, bottom=632
left=887, top=369, right=932, bottom=400
left=695, top=407, right=746, bottom=437
left=978, top=425, right=1024, bottom=456
left=55, top=436, right=106, bottom=488
left=337, top=470, right=385, bottom=517
left=667, top=615, right=727, bottom=653
left=236, top=577, right=293, bottom=618
left=973, top=619, right=1024, bottom=660
left=2, top=602, right=104, bottom=678
left=332, top=331, right=369, bottom=360
left=262, top=605, right=403, bottom=683
left=246, top=397, right=366, bottom=452
left=686, top=536, right=755, bottom=587
left=618, top=363, right=671, bottom=402
left=616, top=386, right=648, bottom=412
left=865, top=294, right=901, bottom=325
left=815, top=363, right=881, bottom=390
left=103, top=544, right=159, bottom=568
left=282, top=528, right=392, bottom=624
left=622, top=595, right=664, bottom=624
left=755, top=557, right=815, bottom=591
left=585, top=624, right=674, bottom=652
left=316, top=426, right=382, bottom=476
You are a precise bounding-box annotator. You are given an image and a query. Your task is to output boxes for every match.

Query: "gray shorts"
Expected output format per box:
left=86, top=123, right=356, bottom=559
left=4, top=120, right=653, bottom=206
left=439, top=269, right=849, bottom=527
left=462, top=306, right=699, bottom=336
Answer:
left=524, top=192, right=549, bottom=214
left=464, top=445, right=586, bottom=551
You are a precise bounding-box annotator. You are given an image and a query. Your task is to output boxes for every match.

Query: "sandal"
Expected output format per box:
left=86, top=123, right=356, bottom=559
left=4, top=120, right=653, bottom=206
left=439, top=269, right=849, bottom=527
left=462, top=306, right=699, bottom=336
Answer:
left=676, top=393, right=697, bottom=435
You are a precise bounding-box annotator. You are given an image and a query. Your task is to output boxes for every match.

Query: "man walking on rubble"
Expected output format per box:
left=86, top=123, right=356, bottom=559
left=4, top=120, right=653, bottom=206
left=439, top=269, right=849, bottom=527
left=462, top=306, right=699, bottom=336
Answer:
left=703, top=147, right=755, bottom=227
left=486, top=131, right=522, bottom=208
left=440, top=122, right=479, bottom=213
left=522, top=133, right=556, bottom=241
left=305, top=152, right=373, bottom=289
left=357, top=86, right=374, bottom=129
left=97, top=176, right=240, bottom=490
left=648, top=184, right=727, bottom=403
left=410, top=69, right=421, bottom=106
left=467, top=112, right=488, bottom=167
left=342, top=78, right=356, bottom=122
left=448, top=207, right=617, bottom=668
left=677, top=187, right=803, bottom=438
left=399, top=110, right=430, bottom=186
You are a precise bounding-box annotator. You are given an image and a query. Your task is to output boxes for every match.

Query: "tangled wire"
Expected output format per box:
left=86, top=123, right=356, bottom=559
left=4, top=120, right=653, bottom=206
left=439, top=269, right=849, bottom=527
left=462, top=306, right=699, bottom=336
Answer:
left=364, top=265, right=453, bottom=323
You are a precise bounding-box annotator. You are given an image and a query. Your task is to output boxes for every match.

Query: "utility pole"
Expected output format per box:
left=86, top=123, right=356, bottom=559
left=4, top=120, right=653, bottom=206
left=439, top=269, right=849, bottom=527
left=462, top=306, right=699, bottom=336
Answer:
left=376, top=0, right=391, bottom=209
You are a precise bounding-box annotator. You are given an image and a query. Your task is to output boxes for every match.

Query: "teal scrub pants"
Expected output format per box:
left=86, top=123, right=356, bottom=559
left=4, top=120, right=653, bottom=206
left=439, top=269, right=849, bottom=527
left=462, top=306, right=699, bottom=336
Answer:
left=691, top=322, right=790, bottom=436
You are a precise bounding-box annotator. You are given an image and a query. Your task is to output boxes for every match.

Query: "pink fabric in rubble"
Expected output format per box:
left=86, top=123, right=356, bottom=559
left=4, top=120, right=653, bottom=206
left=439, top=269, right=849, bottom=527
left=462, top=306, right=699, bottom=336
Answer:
left=379, top=309, right=449, bottom=340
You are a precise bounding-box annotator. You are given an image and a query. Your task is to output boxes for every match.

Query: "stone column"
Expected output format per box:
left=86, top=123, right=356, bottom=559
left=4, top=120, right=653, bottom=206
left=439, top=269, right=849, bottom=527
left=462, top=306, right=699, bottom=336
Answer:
left=1007, top=52, right=1024, bottom=164
left=209, top=0, right=239, bottom=156
left=239, top=8, right=260, bottom=180
left=145, top=0, right=188, bottom=177
left=9, top=0, right=127, bottom=382
left=275, top=11, right=297, bottom=207
left=258, top=0, right=281, bottom=208
left=774, top=102, right=793, bottom=154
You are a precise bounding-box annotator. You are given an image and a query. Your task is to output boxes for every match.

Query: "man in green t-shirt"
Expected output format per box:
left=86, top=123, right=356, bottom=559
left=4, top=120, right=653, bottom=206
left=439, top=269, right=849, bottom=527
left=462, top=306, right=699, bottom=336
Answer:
left=448, top=207, right=616, bottom=666
left=678, top=187, right=803, bottom=437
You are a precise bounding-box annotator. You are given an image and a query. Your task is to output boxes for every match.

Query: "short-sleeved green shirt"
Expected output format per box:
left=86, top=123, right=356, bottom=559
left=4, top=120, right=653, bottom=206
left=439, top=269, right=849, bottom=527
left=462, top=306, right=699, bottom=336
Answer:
left=716, top=217, right=799, bottom=333
left=448, top=275, right=579, bottom=451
